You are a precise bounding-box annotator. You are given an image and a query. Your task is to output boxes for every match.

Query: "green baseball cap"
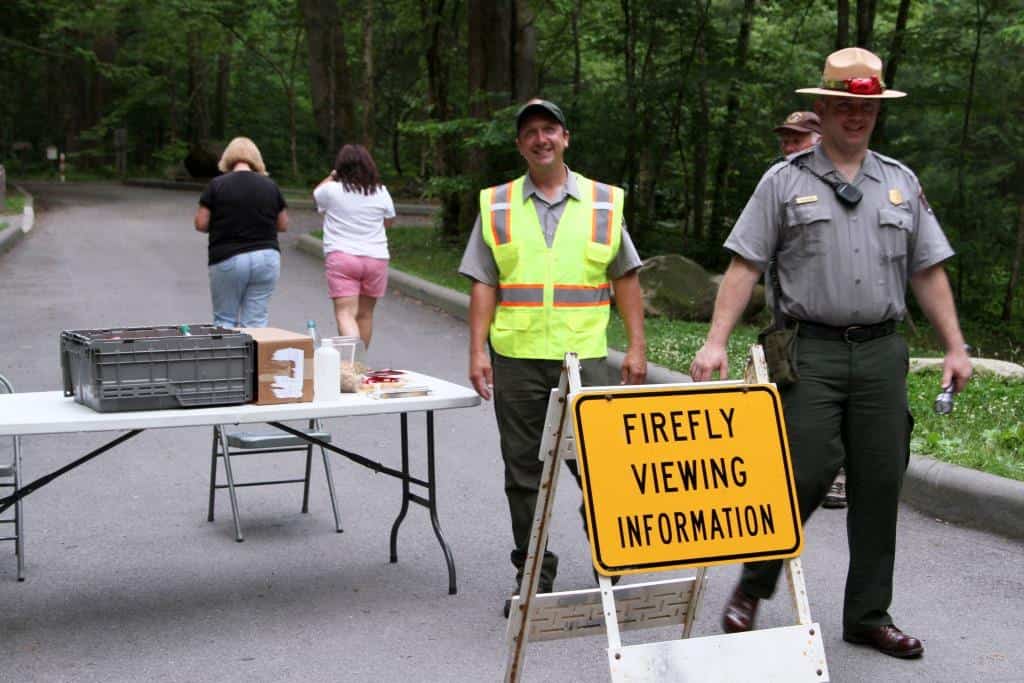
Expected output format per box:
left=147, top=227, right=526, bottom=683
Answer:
left=515, top=100, right=567, bottom=132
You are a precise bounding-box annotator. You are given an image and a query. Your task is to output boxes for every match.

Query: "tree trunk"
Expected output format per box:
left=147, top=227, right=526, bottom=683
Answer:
left=466, top=0, right=520, bottom=236
left=708, top=0, right=755, bottom=243
left=570, top=0, right=582, bottom=115
left=1002, top=200, right=1024, bottom=321
left=691, top=34, right=710, bottom=240
left=362, top=0, right=376, bottom=150
left=513, top=0, right=537, bottom=101
left=874, top=0, right=910, bottom=147
left=287, top=27, right=302, bottom=178
left=422, top=0, right=462, bottom=240
left=468, top=0, right=511, bottom=118
left=299, top=0, right=357, bottom=154
left=670, top=0, right=710, bottom=240
left=185, top=31, right=209, bottom=147
left=855, top=0, right=876, bottom=49
left=91, top=35, right=117, bottom=134
left=627, top=6, right=661, bottom=240
left=836, top=0, right=849, bottom=49
left=954, top=0, right=986, bottom=301
left=621, top=0, right=638, bottom=231
left=212, top=48, right=231, bottom=140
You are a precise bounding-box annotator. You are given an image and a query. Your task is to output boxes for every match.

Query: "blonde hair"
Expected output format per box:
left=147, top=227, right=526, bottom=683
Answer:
left=218, top=137, right=268, bottom=175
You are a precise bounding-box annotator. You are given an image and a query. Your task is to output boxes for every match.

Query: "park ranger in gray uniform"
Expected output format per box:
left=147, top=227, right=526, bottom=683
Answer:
left=690, top=48, right=973, bottom=659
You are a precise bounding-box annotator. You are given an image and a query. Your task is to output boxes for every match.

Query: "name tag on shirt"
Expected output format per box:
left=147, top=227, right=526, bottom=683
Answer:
left=795, top=195, right=818, bottom=205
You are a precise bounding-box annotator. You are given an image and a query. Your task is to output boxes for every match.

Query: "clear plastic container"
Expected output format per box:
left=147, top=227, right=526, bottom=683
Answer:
left=325, top=337, right=359, bottom=392
left=331, top=335, right=364, bottom=364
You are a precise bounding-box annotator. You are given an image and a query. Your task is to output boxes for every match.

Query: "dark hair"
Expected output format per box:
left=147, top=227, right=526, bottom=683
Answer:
left=333, top=144, right=382, bottom=195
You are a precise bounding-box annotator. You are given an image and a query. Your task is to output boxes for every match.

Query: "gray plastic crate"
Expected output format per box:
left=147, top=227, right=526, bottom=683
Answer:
left=60, top=325, right=254, bottom=412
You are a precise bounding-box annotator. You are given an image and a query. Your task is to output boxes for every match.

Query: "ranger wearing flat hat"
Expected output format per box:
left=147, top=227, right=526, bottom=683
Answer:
left=691, top=48, right=972, bottom=659
left=459, top=99, right=648, bottom=616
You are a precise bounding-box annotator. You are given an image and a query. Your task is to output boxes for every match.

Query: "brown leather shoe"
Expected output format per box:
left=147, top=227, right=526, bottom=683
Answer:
left=722, top=585, right=759, bottom=633
left=844, top=625, right=924, bottom=658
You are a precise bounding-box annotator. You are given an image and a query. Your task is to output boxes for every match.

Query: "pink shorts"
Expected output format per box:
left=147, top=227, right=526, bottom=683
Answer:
left=325, top=251, right=389, bottom=298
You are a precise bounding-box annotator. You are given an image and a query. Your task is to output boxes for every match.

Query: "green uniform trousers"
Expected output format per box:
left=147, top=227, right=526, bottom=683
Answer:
left=491, top=351, right=610, bottom=589
left=739, top=331, right=912, bottom=634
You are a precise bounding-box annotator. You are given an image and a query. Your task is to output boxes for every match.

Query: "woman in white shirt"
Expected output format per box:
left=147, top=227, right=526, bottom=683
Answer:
left=313, top=145, right=396, bottom=348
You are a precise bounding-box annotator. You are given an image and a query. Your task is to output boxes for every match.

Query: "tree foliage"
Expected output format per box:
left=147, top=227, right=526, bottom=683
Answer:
left=1, top=0, right=1022, bottom=338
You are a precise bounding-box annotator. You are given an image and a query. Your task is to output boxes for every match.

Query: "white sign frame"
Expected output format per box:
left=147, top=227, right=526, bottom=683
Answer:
left=503, top=349, right=829, bottom=683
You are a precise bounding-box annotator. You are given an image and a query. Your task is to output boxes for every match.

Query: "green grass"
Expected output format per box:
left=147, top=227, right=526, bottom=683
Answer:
left=388, top=227, right=470, bottom=294
left=908, top=370, right=1024, bottom=481
left=609, top=315, right=1023, bottom=481
left=3, top=194, right=25, bottom=214
left=313, top=226, right=1024, bottom=481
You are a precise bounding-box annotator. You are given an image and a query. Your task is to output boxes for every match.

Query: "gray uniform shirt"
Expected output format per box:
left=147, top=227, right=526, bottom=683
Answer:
left=458, top=167, right=642, bottom=286
left=724, top=145, right=954, bottom=326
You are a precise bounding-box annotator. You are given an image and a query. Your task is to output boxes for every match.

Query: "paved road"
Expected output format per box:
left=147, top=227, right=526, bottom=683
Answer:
left=1, top=182, right=1021, bottom=682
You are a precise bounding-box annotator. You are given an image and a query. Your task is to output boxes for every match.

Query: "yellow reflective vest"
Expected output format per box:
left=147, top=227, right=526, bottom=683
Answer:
left=480, top=173, right=624, bottom=359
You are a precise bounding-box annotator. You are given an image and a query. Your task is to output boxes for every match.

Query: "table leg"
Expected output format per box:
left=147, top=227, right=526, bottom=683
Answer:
left=424, top=412, right=457, bottom=595
left=388, top=413, right=411, bottom=564
left=217, top=428, right=245, bottom=543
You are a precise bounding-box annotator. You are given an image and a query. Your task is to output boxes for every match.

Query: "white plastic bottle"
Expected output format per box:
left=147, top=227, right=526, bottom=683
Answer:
left=314, top=339, right=342, bottom=402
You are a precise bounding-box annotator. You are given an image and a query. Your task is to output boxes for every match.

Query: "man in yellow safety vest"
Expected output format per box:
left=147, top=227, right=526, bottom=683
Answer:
left=458, top=99, right=648, bottom=616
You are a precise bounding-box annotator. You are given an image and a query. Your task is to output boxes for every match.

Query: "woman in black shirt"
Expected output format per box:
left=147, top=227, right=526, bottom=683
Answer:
left=194, top=137, right=289, bottom=327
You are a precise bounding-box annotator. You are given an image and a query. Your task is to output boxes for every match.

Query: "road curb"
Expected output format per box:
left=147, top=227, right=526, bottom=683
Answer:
left=902, top=455, right=1024, bottom=540
left=122, top=177, right=319, bottom=210
left=122, top=178, right=436, bottom=216
left=296, top=232, right=1024, bottom=540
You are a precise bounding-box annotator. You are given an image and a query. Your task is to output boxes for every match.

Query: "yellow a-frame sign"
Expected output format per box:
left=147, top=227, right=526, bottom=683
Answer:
left=573, top=382, right=802, bottom=575
left=504, top=349, right=829, bottom=682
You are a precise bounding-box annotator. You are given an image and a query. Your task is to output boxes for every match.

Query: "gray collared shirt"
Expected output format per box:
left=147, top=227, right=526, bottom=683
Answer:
left=458, top=166, right=642, bottom=286
left=724, top=145, right=953, bottom=326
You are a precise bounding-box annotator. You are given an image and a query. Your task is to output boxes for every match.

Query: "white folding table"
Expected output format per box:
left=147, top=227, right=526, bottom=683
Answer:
left=0, top=372, right=480, bottom=593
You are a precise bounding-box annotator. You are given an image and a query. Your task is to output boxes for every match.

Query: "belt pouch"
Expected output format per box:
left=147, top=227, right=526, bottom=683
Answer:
left=760, top=258, right=799, bottom=387
left=757, top=323, right=799, bottom=387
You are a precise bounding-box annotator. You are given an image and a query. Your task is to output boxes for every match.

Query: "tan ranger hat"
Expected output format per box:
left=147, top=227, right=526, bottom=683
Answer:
left=796, top=47, right=906, bottom=99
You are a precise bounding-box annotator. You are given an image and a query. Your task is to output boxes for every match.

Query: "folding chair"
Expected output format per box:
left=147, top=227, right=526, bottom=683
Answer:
left=0, top=374, right=25, bottom=580
left=208, top=420, right=342, bottom=542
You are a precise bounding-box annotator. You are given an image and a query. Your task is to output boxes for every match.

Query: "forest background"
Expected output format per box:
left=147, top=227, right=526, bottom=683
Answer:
left=2, top=0, right=1023, bottom=357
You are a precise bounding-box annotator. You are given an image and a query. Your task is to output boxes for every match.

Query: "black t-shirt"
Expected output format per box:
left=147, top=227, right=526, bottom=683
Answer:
left=199, top=171, right=287, bottom=265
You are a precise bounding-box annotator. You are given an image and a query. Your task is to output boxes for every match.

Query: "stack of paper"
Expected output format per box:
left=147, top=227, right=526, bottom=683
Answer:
left=372, top=384, right=431, bottom=399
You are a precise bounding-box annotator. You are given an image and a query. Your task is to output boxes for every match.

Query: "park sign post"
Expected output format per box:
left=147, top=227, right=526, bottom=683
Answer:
left=571, top=382, right=802, bottom=575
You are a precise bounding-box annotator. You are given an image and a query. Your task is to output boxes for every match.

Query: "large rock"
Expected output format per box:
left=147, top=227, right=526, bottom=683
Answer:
left=638, top=254, right=717, bottom=321
left=638, top=254, right=765, bottom=322
left=910, top=357, right=1024, bottom=379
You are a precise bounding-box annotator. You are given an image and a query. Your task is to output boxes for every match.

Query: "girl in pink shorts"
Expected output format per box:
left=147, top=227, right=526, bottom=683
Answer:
left=313, top=144, right=396, bottom=348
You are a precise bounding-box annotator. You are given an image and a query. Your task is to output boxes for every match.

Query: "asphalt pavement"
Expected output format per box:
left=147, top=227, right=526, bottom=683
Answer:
left=1, top=182, right=1021, bottom=682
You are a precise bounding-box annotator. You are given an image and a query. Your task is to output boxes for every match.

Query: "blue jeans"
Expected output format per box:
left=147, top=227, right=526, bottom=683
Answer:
left=208, top=249, right=281, bottom=327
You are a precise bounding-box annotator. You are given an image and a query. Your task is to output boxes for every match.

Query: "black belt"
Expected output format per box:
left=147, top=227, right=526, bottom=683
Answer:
left=789, top=318, right=896, bottom=343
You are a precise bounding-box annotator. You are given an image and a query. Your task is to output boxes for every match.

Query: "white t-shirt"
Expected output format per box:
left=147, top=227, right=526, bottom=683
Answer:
left=314, top=182, right=396, bottom=259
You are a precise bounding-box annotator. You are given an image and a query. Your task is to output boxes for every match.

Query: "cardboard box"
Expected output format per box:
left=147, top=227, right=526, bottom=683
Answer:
left=238, top=327, right=313, bottom=404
